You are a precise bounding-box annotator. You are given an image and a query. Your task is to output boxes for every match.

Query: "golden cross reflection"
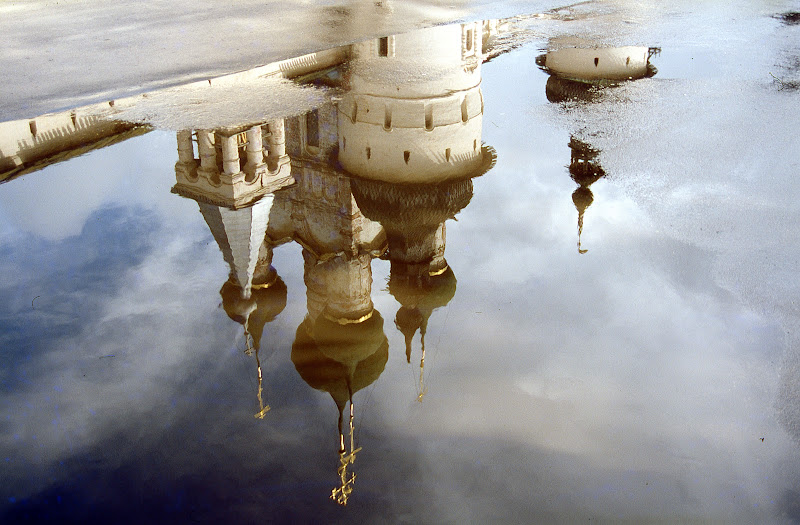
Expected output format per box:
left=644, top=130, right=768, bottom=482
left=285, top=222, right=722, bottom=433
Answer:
left=246, top=332, right=271, bottom=419
left=331, top=402, right=361, bottom=506
left=417, top=334, right=427, bottom=403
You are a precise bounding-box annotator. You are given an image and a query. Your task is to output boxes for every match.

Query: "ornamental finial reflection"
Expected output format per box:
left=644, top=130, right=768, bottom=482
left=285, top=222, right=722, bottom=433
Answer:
left=568, top=137, right=606, bottom=254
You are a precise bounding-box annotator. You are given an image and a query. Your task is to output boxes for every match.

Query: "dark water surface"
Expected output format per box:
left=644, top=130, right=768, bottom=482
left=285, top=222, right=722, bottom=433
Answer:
left=2, top=2, right=800, bottom=523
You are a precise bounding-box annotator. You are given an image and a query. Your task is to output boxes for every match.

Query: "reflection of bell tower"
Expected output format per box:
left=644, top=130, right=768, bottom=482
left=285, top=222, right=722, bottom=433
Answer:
left=172, top=121, right=294, bottom=418
left=568, top=137, right=606, bottom=254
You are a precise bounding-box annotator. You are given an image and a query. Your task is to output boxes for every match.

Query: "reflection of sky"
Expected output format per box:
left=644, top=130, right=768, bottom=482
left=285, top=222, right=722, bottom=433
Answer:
left=3, top=6, right=800, bottom=523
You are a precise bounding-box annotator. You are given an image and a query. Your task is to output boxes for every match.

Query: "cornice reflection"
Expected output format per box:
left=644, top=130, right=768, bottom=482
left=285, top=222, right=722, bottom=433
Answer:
left=538, top=39, right=659, bottom=253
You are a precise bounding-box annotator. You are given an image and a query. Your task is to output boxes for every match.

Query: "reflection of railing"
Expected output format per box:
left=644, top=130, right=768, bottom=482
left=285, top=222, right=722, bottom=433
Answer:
left=1, top=122, right=149, bottom=184
left=173, top=123, right=293, bottom=208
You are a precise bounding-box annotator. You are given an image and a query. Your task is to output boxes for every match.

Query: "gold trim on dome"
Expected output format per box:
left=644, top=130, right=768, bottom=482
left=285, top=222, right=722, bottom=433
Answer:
left=251, top=271, right=279, bottom=290
left=429, top=264, right=449, bottom=277
left=323, top=310, right=374, bottom=325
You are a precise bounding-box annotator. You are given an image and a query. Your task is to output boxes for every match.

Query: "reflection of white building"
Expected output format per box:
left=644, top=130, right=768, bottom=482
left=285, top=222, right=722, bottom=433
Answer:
left=0, top=105, right=146, bottom=184
left=537, top=38, right=659, bottom=83
left=338, top=23, right=491, bottom=183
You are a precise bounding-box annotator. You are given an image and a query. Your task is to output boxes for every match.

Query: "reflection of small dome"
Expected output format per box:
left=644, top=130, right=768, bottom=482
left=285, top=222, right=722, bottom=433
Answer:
left=395, top=306, right=425, bottom=360
left=351, top=176, right=474, bottom=232
left=572, top=186, right=594, bottom=212
left=292, top=314, right=389, bottom=409
left=389, top=264, right=457, bottom=312
left=221, top=273, right=287, bottom=349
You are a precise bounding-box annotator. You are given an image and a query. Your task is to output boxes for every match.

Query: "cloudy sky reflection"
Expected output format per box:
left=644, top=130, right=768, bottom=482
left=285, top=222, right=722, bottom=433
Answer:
left=3, top=4, right=800, bottom=522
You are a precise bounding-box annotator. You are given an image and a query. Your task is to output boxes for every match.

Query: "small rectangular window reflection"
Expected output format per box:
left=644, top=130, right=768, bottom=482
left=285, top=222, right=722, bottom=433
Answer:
left=379, top=37, right=389, bottom=57
left=306, top=109, right=319, bottom=149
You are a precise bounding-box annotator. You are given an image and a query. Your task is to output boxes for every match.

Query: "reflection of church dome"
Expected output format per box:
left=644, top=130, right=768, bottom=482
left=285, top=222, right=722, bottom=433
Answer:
left=220, top=274, right=287, bottom=350
left=390, top=265, right=457, bottom=361
left=572, top=186, right=594, bottom=216
left=291, top=313, right=389, bottom=410
left=312, top=312, right=389, bottom=369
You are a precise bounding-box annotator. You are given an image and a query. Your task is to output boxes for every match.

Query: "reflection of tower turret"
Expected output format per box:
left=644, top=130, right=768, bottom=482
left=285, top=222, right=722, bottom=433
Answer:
left=172, top=119, right=294, bottom=417
left=538, top=39, right=658, bottom=253
left=337, top=23, right=495, bottom=184
left=568, top=137, right=606, bottom=254
left=336, top=24, right=497, bottom=400
left=352, top=177, right=473, bottom=400
left=191, top=197, right=286, bottom=418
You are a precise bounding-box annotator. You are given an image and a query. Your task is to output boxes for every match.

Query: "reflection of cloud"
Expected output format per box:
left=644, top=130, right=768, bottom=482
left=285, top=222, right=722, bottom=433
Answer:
left=0, top=131, right=198, bottom=241
left=0, top=207, right=229, bottom=476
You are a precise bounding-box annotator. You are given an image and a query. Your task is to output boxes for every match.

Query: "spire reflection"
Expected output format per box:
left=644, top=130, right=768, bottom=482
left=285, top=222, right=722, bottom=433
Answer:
left=538, top=39, right=659, bottom=253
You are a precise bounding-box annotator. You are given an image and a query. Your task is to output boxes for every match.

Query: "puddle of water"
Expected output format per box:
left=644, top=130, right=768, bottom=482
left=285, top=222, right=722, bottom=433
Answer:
left=2, top=2, right=800, bottom=522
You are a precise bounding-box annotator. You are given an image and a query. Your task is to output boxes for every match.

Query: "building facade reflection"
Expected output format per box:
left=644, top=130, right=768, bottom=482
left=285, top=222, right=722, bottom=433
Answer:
left=2, top=18, right=505, bottom=508
left=168, top=21, right=503, bottom=505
